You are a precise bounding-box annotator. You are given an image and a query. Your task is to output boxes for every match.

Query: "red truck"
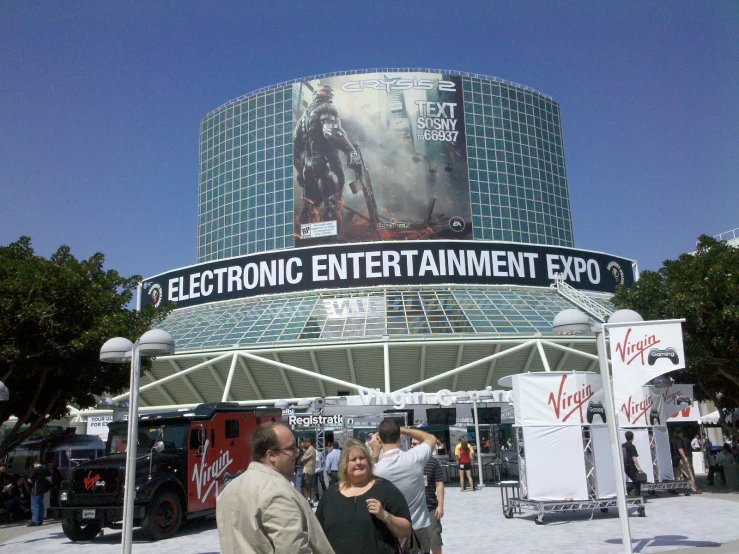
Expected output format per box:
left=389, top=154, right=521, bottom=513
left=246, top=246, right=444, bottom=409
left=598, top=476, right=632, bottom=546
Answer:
left=50, top=402, right=281, bottom=541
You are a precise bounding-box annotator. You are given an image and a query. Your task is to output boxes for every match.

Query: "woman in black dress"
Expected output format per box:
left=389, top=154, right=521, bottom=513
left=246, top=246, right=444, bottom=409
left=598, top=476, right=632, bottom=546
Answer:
left=316, top=439, right=411, bottom=554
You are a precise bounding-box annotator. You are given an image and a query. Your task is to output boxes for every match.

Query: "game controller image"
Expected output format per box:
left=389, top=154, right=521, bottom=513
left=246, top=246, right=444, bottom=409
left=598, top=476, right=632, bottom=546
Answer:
left=586, top=401, right=607, bottom=424
left=649, top=408, right=661, bottom=425
left=676, top=395, right=692, bottom=409
left=647, top=347, right=680, bottom=365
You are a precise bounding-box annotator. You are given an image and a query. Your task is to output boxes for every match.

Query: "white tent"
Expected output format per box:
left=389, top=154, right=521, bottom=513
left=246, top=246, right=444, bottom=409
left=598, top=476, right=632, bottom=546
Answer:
left=700, top=410, right=720, bottom=424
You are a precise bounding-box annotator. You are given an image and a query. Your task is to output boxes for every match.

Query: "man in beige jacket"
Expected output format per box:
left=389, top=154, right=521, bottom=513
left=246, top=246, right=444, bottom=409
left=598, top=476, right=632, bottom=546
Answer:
left=216, top=422, right=335, bottom=554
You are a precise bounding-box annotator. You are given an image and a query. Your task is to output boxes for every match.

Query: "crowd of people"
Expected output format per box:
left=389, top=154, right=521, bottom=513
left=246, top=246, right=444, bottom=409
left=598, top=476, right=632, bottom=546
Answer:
left=217, top=419, right=449, bottom=554
left=0, top=458, right=60, bottom=526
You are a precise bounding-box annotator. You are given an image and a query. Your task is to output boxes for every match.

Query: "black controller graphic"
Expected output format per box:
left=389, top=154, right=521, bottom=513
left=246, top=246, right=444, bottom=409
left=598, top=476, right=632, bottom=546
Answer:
left=676, top=395, right=692, bottom=409
left=649, top=408, right=661, bottom=425
left=586, top=401, right=607, bottom=424
left=647, top=347, right=679, bottom=366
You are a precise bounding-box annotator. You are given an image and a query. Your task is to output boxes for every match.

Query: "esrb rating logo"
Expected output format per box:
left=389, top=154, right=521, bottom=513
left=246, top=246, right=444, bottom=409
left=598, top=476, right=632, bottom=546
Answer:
left=300, top=221, right=337, bottom=239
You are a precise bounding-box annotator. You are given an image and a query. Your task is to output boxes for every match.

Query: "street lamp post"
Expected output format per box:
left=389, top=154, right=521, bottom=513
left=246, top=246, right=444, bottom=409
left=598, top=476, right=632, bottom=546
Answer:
left=100, top=330, right=175, bottom=554
left=553, top=308, right=643, bottom=554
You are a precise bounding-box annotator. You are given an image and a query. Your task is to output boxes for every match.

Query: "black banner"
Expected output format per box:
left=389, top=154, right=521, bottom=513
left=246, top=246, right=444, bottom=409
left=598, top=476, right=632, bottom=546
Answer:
left=141, top=240, right=635, bottom=309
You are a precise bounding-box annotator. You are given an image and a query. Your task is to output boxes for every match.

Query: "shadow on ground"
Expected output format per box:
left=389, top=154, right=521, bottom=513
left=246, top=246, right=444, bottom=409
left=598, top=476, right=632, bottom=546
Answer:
left=0, top=517, right=217, bottom=549
left=606, top=535, right=722, bottom=553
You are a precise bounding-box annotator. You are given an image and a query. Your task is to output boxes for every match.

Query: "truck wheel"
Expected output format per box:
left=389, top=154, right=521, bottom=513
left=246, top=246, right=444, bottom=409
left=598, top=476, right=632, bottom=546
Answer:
left=62, top=516, right=101, bottom=542
left=140, top=490, right=183, bottom=541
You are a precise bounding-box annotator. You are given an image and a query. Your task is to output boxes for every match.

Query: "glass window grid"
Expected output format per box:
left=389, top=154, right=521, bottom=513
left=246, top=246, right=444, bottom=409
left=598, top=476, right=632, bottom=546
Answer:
left=197, top=86, right=294, bottom=262
left=462, top=77, right=574, bottom=247
left=156, top=286, right=603, bottom=349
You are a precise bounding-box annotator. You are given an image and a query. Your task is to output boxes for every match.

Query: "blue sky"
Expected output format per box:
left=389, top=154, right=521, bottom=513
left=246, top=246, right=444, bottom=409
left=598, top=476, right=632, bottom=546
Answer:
left=1, top=2, right=736, bottom=280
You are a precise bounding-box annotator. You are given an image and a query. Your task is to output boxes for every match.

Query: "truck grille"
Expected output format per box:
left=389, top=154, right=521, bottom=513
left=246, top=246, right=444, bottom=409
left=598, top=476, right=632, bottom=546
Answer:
left=73, top=467, right=121, bottom=495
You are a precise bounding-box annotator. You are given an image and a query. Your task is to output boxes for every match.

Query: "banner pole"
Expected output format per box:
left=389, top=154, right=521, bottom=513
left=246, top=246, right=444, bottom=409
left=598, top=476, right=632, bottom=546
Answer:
left=597, top=325, right=633, bottom=554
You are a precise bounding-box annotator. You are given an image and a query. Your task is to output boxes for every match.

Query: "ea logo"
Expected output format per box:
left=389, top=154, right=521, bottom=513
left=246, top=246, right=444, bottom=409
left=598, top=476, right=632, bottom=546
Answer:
left=606, top=261, right=625, bottom=285
left=449, top=216, right=465, bottom=233
left=148, top=283, right=163, bottom=308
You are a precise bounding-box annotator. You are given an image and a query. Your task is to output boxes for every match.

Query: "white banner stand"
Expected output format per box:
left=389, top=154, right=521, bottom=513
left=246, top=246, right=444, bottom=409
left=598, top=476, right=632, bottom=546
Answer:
left=499, top=372, right=645, bottom=524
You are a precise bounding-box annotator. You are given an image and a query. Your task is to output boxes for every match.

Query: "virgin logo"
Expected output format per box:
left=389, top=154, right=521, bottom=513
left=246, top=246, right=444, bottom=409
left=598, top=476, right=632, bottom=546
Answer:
left=614, top=328, right=660, bottom=366
left=620, top=394, right=653, bottom=424
left=191, top=439, right=233, bottom=502
left=83, top=471, right=102, bottom=491
left=662, top=389, right=681, bottom=406
left=547, top=375, right=594, bottom=423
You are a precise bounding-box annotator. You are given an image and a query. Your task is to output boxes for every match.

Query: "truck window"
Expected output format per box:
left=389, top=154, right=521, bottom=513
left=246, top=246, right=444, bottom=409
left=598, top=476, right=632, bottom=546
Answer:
left=225, top=419, right=239, bottom=439
left=107, top=424, right=189, bottom=455
left=189, top=428, right=203, bottom=450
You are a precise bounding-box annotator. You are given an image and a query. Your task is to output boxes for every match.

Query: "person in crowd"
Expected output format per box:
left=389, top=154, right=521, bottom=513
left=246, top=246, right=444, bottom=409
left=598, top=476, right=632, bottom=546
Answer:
left=705, top=436, right=725, bottom=486
left=47, top=461, right=63, bottom=508
left=412, top=438, right=445, bottom=554
left=301, top=437, right=317, bottom=505
left=216, top=422, right=334, bottom=554
left=325, top=441, right=341, bottom=485
left=716, top=443, right=736, bottom=466
left=691, top=433, right=703, bottom=452
left=0, top=463, right=29, bottom=521
left=671, top=429, right=701, bottom=494
left=314, top=444, right=326, bottom=502
left=622, top=431, right=644, bottom=497
left=370, top=419, right=437, bottom=553
left=294, top=437, right=305, bottom=492
left=27, top=458, right=51, bottom=526
left=15, top=475, right=31, bottom=515
left=455, top=438, right=476, bottom=492
left=316, top=439, right=411, bottom=554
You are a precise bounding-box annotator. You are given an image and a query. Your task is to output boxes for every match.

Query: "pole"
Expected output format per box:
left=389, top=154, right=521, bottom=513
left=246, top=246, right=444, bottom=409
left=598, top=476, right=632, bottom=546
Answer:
left=472, top=397, right=484, bottom=488
left=121, top=341, right=141, bottom=554
left=596, top=326, right=633, bottom=554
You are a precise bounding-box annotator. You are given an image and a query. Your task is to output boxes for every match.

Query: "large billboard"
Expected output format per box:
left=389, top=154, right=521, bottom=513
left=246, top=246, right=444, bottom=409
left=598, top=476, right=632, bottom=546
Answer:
left=141, top=240, right=636, bottom=309
left=293, top=72, right=471, bottom=246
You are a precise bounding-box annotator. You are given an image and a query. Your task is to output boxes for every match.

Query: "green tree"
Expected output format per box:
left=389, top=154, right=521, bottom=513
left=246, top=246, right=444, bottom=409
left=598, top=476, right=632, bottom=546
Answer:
left=0, top=237, right=171, bottom=458
left=612, top=234, right=739, bottom=437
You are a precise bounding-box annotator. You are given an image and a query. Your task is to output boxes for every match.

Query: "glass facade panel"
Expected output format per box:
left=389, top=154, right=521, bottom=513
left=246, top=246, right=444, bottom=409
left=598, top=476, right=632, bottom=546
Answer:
left=157, top=286, right=603, bottom=350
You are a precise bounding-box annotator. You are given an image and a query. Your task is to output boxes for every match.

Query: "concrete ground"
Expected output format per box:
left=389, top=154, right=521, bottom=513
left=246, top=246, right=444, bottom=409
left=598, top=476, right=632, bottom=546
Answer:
left=3, top=479, right=739, bottom=553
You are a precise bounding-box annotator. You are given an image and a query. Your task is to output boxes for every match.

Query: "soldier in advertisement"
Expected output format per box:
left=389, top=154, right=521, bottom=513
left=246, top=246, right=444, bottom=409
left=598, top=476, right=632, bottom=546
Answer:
left=293, top=84, right=362, bottom=236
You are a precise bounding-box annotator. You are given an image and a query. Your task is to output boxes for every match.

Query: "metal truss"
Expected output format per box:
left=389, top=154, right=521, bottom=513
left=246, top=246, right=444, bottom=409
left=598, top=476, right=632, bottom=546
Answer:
left=505, top=497, right=645, bottom=524
left=552, top=274, right=613, bottom=322
left=582, top=427, right=598, bottom=499
left=642, top=481, right=691, bottom=494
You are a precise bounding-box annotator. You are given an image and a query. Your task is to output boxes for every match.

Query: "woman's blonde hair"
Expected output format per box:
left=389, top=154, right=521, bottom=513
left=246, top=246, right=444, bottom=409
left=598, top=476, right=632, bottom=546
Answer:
left=338, top=439, right=375, bottom=486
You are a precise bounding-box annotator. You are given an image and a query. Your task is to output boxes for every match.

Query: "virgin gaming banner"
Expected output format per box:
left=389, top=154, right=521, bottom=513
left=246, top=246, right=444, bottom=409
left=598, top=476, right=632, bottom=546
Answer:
left=292, top=72, right=471, bottom=247
left=141, top=241, right=635, bottom=309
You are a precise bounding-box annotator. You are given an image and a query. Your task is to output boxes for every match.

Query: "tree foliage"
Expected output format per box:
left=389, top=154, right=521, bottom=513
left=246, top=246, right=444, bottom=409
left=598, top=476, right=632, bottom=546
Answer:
left=0, top=237, right=171, bottom=458
left=612, top=235, right=739, bottom=434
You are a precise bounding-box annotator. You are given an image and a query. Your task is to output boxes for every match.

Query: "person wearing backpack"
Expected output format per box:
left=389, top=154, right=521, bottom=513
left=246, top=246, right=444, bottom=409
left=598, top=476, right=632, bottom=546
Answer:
left=622, top=431, right=644, bottom=497
left=27, top=458, right=51, bottom=527
left=455, top=438, right=476, bottom=492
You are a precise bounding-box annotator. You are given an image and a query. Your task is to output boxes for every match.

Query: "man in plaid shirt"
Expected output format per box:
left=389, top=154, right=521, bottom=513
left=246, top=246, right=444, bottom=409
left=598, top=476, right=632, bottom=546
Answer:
left=412, top=439, right=445, bottom=554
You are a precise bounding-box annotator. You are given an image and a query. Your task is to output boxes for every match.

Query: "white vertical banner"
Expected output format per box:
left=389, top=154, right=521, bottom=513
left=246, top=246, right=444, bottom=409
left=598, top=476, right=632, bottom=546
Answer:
left=608, top=319, right=686, bottom=413
left=522, top=426, right=589, bottom=501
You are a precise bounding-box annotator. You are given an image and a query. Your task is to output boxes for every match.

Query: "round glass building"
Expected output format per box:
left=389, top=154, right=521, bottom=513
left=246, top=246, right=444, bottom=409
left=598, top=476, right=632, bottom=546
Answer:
left=118, top=69, right=636, bottom=410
